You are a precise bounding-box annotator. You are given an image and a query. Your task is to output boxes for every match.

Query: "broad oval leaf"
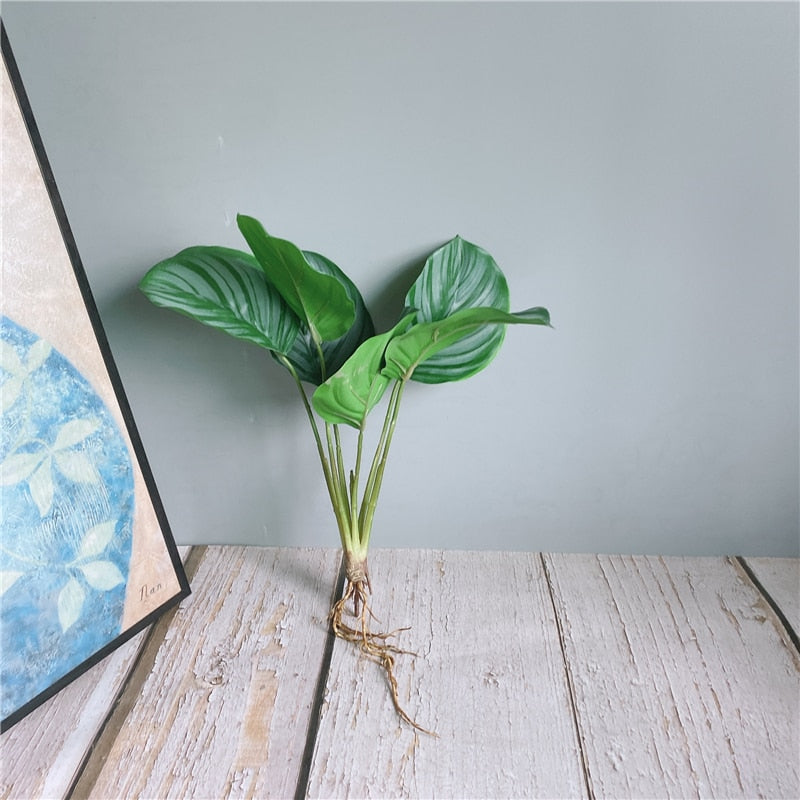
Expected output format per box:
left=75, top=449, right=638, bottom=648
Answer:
left=312, top=314, right=415, bottom=428
left=382, top=306, right=551, bottom=382
left=25, top=339, right=52, bottom=372
left=79, top=560, right=125, bottom=590
left=404, top=236, right=511, bottom=383
left=139, top=246, right=300, bottom=354
left=237, top=215, right=355, bottom=344
left=77, top=521, right=115, bottom=559
left=54, top=418, right=100, bottom=450
left=55, top=451, right=100, bottom=484
left=277, top=250, right=375, bottom=385
left=0, top=450, right=44, bottom=485
left=58, top=578, right=85, bottom=632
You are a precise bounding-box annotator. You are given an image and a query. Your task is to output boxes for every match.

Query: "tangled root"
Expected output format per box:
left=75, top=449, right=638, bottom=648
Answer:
left=330, top=571, right=435, bottom=736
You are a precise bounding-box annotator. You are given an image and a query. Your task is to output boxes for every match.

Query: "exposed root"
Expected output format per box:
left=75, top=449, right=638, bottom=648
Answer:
left=330, top=576, right=436, bottom=736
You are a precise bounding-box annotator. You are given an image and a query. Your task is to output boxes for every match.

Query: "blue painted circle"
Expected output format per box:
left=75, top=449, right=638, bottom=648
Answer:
left=1, top=317, right=134, bottom=720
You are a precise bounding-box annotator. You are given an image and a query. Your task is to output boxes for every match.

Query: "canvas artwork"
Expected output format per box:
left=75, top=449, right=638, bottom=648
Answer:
left=0, top=27, right=190, bottom=731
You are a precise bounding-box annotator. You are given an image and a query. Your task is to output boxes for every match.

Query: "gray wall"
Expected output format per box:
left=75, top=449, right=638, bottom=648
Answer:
left=3, top=2, right=798, bottom=555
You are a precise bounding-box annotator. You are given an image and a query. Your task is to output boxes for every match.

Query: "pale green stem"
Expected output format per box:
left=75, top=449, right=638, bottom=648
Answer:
left=350, top=425, right=365, bottom=538
left=359, top=380, right=400, bottom=532
left=333, top=425, right=349, bottom=508
left=325, top=422, right=352, bottom=548
left=279, top=355, right=352, bottom=551
left=358, top=379, right=406, bottom=549
left=313, top=338, right=353, bottom=547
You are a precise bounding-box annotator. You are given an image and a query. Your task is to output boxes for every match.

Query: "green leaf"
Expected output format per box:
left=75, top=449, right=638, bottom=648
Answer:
left=140, top=246, right=300, bottom=354
left=404, top=236, right=512, bottom=383
left=382, top=305, right=551, bottom=382
left=312, top=314, right=415, bottom=428
left=237, top=215, right=355, bottom=344
left=277, top=250, right=375, bottom=385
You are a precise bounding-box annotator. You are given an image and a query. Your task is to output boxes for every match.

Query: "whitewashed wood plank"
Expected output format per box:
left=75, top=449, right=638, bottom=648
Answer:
left=742, top=556, right=800, bottom=635
left=306, top=549, right=588, bottom=800
left=0, top=546, right=192, bottom=800
left=544, top=554, right=800, bottom=799
left=81, top=546, right=340, bottom=800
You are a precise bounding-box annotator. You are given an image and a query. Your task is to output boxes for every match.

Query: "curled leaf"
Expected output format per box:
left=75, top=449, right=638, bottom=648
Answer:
left=382, top=306, right=551, bottom=382
left=237, top=216, right=355, bottom=344
left=278, top=250, right=374, bottom=385
left=313, top=314, right=415, bottom=428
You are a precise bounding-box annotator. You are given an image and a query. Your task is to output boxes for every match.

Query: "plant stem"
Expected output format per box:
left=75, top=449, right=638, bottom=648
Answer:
left=350, top=425, right=365, bottom=538
left=327, top=423, right=354, bottom=550
left=358, top=379, right=406, bottom=550
left=309, top=340, right=354, bottom=548
left=333, top=425, right=348, bottom=509
left=359, top=381, right=400, bottom=532
left=279, top=356, right=352, bottom=551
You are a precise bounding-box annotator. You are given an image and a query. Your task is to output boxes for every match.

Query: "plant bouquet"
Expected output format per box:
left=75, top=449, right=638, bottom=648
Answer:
left=141, top=215, right=550, bottom=730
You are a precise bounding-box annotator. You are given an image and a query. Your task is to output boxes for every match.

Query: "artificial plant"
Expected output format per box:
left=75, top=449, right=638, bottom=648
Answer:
left=140, top=215, right=550, bottom=730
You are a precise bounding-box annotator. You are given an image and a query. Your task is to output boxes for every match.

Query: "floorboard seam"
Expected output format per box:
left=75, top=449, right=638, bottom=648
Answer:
left=294, top=552, right=346, bottom=800
left=733, top=556, right=800, bottom=655
left=539, top=553, right=595, bottom=800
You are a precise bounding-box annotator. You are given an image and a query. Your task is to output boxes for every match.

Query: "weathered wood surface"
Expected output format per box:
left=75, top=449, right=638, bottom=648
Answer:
left=544, top=554, right=800, bottom=800
left=306, top=549, right=588, bottom=800
left=76, top=546, right=340, bottom=800
left=1, top=549, right=798, bottom=800
left=0, top=547, right=192, bottom=800
left=744, top=556, right=800, bottom=635
left=306, top=552, right=800, bottom=799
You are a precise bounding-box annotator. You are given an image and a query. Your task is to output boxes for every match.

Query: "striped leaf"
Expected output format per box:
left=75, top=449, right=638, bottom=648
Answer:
left=276, top=250, right=375, bottom=385
left=139, top=246, right=300, bottom=354
left=403, top=236, right=512, bottom=383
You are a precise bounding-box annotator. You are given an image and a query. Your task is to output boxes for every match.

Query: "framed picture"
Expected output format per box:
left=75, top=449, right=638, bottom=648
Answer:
left=1, top=24, right=190, bottom=732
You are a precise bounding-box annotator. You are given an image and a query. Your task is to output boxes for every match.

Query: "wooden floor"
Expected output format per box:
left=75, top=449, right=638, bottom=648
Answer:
left=2, top=547, right=798, bottom=799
